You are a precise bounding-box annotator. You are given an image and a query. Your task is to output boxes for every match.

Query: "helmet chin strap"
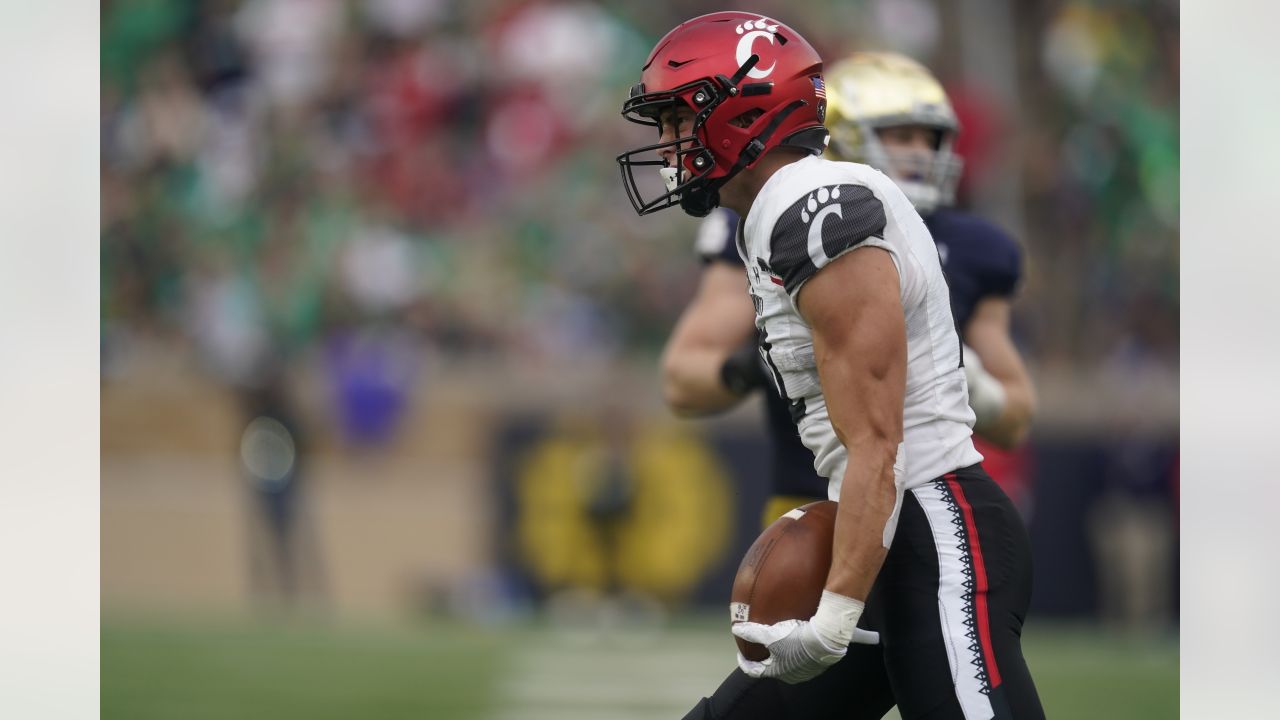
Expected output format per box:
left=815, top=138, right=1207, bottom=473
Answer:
left=679, top=179, right=722, bottom=218
left=660, top=166, right=718, bottom=216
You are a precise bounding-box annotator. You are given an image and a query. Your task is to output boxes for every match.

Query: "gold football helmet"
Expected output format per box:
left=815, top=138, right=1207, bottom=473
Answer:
left=825, top=51, right=963, bottom=214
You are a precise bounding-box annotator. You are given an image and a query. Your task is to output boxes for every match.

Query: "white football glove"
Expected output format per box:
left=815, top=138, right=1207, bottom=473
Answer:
left=731, top=591, right=879, bottom=684
left=963, top=344, right=1007, bottom=431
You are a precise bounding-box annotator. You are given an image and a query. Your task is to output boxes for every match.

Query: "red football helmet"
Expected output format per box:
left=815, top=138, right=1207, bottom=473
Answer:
left=617, top=12, right=828, bottom=217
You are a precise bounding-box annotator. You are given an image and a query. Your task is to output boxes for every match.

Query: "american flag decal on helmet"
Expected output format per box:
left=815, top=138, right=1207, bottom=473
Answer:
left=811, top=75, right=826, bottom=98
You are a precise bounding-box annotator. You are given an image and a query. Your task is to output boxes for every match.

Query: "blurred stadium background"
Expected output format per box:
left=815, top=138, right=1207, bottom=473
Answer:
left=100, top=0, right=1178, bottom=718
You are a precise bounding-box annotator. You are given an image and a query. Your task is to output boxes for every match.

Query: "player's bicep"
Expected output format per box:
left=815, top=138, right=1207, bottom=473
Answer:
left=797, top=247, right=905, bottom=448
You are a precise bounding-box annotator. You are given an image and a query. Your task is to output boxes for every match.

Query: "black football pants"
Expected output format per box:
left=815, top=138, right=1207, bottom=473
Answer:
left=683, top=464, right=1045, bottom=720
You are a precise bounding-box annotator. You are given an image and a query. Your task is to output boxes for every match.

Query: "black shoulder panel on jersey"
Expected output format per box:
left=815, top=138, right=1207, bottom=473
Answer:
left=769, top=184, right=886, bottom=295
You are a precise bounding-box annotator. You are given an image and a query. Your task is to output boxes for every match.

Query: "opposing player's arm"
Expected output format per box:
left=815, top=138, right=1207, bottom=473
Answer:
left=964, top=296, right=1037, bottom=448
left=660, top=261, right=759, bottom=417
left=797, top=246, right=905, bottom=603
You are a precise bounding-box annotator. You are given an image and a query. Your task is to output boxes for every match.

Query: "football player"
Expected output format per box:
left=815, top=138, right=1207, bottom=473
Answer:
left=661, top=51, right=1036, bottom=528
left=619, top=13, right=1044, bottom=719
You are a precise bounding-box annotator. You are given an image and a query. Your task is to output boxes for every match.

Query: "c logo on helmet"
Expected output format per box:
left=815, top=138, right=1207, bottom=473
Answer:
left=735, top=19, right=779, bottom=79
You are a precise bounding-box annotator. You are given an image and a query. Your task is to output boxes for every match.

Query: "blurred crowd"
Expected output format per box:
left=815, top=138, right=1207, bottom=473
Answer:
left=100, top=0, right=1179, bottom=427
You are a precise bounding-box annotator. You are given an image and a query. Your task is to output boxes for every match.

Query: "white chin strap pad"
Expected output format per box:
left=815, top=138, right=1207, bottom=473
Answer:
left=660, top=167, right=680, bottom=192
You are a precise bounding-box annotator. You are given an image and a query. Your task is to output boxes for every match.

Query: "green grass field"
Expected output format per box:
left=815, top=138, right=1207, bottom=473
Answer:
left=103, top=614, right=1177, bottom=719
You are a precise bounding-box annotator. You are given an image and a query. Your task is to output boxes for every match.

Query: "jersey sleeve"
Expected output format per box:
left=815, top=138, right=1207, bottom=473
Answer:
left=981, top=225, right=1022, bottom=297
left=767, top=184, right=887, bottom=297
left=694, top=208, right=743, bottom=267
left=964, top=216, right=1022, bottom=298
left=929, top=209, right=1024, bottom=300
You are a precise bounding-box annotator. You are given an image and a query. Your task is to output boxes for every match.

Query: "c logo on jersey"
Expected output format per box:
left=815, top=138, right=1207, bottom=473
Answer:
left=801, top=186, right=844, bottom=267
left=735, top=19, right=779, bottom=79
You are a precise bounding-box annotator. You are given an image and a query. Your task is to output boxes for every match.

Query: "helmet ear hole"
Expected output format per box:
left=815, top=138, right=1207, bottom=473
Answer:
left=730, top=109, right=764, bottom=129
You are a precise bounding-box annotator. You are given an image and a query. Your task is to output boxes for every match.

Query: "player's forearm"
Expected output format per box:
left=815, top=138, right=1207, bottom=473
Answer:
left=800, top=247, right=905, bottom=602
left=660, top=347, right=743, bottom=416
left=824, top=438, right=898, bottom=601
left=962, top=304, right=1037, bottom=449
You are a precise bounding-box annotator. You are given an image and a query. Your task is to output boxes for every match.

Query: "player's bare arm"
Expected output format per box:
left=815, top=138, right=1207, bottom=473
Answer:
left=661, top=262, right=759, bottom=416
left=796, top=245, right=906, bottom=602
left=964, top=296, right=1037, bottom=448
left=732, top=240, right=907, bottom=685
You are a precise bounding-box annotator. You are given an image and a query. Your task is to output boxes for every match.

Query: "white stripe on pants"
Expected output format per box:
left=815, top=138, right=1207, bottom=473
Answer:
left=911, top=481, right=994, bottom=720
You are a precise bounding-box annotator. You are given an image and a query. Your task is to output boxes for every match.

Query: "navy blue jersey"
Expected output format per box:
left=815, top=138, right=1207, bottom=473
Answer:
left=925, top=208, right=1022, bottom=333
left=694, top=206, right=1022, bottom=499
left=694, top=207, right=743, bottom=265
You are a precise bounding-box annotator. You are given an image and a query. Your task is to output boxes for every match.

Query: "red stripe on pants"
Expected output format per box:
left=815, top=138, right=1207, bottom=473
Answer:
left=945, top=473, right=1003, bottom=688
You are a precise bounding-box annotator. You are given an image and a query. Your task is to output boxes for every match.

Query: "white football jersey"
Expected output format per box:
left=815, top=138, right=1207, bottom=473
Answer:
left=737, top=155, right=981, bottom=498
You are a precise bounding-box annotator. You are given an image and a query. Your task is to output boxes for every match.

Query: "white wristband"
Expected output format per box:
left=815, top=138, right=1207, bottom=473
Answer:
left=810, top=590, right=865, bottom=649
left=963, top=346, right=1007, bottom=428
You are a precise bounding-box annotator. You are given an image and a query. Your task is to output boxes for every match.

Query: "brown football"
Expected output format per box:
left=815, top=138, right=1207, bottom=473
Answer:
left=730, top=500, right=837, bottom=661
